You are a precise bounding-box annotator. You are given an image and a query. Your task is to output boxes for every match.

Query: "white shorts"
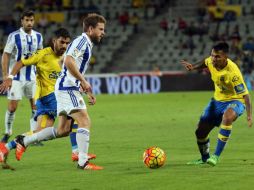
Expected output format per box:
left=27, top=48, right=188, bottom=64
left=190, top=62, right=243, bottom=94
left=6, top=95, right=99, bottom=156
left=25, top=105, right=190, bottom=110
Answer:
left=7, top=80, right=36, bottom=100
left=55, top=89, right=87, bottom=116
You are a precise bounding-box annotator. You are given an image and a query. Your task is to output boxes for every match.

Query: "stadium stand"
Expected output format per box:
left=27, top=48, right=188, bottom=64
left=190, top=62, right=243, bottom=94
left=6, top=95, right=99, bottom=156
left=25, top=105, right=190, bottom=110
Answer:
left=0, top=0, right=253, bottom=78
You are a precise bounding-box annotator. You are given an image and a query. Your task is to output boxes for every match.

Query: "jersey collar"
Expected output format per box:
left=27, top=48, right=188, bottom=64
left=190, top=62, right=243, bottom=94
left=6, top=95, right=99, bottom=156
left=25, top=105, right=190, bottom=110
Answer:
left=20, top=27, right=34, bottom=35
left=82, top=33, right=93, bottom=48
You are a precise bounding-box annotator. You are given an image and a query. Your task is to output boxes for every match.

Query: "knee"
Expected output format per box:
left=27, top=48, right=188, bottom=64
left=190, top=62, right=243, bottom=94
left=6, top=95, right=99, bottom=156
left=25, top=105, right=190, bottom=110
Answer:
left=222, top=110, right=237, bottom=125
left=57, top=127, right=70, bottom=137
left=8, top=106, right=17, bottom=113
left=195, top=128, right=207, bottom=139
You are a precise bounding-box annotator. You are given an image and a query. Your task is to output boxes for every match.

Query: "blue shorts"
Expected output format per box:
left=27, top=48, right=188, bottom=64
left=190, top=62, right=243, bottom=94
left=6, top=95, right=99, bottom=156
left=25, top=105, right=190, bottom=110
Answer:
left=35, top=92, right=57, bottom=121
left=199, top=98, right=245, bottom=126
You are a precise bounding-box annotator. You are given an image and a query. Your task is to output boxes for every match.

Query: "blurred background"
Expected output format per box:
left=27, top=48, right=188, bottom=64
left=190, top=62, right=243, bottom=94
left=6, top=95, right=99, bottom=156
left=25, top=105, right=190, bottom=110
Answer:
left=0, top=0, right=254, bottom=91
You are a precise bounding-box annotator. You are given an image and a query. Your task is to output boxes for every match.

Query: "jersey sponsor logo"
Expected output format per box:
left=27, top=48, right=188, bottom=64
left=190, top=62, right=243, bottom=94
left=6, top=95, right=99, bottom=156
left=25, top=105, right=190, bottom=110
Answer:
left=49, top=71, right=61, bottom=79
left=234, top=83, right=245, bottom=94
left=232, top=76, right=239, bottom=82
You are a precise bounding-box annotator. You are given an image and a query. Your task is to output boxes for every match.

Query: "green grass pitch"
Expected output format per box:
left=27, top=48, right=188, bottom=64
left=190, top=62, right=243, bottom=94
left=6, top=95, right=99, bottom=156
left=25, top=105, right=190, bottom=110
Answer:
left=0, top=92, right=254, bottom=190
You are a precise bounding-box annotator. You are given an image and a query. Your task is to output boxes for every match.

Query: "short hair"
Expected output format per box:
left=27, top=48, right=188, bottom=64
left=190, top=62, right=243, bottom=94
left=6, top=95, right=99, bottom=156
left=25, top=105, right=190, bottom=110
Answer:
left=83, top=13, right=106, bottom=32
left=21, top=10, right=35, bottom=19
left=53, top=28, right=71, bottom=39
left=212, top=42, right=229, bottom=53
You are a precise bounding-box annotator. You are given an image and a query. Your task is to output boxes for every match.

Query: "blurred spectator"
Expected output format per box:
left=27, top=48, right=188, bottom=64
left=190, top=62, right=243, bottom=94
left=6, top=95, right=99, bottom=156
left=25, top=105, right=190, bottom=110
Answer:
left=242, top=37, right=254, bottom=52
left=62, top=0, right=72, bottom=10
left=87, top=0, right=100, bottom=14
left=14, top=0, right=25, bottom=12
left=38, top=13, right=49, bottom=29
left=25, top=0, right=36, bottom=9
left=241, top=51, right=254, bottom=90
left=118, top=11, right=129, bottom=31
left=132, top=0, right=145, bottom=8
left=3, top=15, right=16, bottom=35
left=129, top=12, right=140, bottom=33
left=178, top=17, right=187, bottom=30
left=159, top=17, right=168, bottom=34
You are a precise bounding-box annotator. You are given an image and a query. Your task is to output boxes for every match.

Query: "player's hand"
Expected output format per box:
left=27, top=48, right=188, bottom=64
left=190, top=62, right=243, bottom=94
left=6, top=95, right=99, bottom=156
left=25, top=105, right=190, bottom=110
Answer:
left=87, top=92, right=96, bottom=105
left=0, top=78, right=13, bottom=94
left=80, top=80, right=92, bottom=93
left=180, top=60, right=193, bottom=71
left=247, top=115, right=252, bottom=128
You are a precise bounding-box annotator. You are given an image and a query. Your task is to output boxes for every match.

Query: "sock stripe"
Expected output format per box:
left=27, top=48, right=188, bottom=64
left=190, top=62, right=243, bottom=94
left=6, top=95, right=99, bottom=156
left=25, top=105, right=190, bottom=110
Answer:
left=221, top=124, right=232, bottom=130
left=219, top=128, right=231, bottom=136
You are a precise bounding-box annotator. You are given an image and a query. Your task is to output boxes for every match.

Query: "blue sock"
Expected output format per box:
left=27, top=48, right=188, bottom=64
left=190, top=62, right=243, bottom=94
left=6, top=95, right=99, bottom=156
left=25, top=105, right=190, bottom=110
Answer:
left=70, top=123, right=78, bottom=152
left=6, top=140, right=17, bottom=150
left=197, top=136, right=210, bottom=162
left=214, top=124, right=232, bottom=156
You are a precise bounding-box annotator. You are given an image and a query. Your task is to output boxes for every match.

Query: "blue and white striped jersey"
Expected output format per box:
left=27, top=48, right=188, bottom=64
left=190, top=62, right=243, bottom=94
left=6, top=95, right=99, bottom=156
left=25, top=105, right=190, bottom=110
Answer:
left=4, top=27, right=43, bottom=81
left=57, top=33, right=93, bottom=91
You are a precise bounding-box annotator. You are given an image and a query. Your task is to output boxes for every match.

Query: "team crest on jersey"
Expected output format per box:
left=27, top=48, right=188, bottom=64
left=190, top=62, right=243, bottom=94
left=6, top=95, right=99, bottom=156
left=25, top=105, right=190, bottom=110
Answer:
left=220, top=76, right=225, bottom=82
left=72, top=48, right=79, bottom=57
left=234, top=83, right=245, bottom=94
left=232, top=76, right=239, bottom=82
left=79, top=99, right=84, bottom=106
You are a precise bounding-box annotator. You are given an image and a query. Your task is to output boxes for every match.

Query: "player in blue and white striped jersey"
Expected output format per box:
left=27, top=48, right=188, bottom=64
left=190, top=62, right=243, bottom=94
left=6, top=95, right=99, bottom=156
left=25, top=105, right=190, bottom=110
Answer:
left=1, top=10, right=43, bottom=142
left=3, top=13, right=106, bottom=170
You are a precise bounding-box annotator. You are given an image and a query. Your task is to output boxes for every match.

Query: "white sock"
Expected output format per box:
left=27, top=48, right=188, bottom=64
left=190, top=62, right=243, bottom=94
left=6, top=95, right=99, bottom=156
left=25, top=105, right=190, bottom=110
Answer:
left=24, top=127, right=57, bottom=147
left=30, top=110, right=37, bottom=131
left=77, top=128, right=90, bottom=166
left=5, top=110, right=15, bottom=135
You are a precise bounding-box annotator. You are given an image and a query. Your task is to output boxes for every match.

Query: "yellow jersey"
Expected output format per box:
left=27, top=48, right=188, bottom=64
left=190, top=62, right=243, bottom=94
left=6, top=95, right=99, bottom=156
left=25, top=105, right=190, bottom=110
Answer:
left=22, top=47, right=61, bottom=100
left=205, top=57, right=249, bottom=103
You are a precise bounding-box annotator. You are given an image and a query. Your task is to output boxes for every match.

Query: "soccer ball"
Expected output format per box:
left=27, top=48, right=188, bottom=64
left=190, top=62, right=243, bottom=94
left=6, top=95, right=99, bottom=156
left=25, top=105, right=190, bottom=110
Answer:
left=143, top=146, right=166, bottom=169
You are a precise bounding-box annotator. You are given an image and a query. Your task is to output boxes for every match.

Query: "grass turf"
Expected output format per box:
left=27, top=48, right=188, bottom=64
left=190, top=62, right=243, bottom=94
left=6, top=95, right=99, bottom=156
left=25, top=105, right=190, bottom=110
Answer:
left=0, top=92, right=254, bottom=190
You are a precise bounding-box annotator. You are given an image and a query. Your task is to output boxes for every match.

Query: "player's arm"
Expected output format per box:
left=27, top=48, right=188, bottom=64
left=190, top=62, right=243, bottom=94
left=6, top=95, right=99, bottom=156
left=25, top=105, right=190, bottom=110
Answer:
left=180, top=59, right=206, bottom=71
left=64, top=55, right=95, bottom=105
left=1, top=52, right=11, bottom=80
left=243, top=94, right=252, bottom=128
left=0, top=50, right=42, bottom=93
left=2, top=33, right=15, bottom=80
left=0, top=60, right=24, bottom=93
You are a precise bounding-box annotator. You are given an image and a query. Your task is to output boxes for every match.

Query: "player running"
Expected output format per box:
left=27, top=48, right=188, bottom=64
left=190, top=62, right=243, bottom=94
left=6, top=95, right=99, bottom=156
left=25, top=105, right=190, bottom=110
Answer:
left=0, top=13, right=106, bottom=170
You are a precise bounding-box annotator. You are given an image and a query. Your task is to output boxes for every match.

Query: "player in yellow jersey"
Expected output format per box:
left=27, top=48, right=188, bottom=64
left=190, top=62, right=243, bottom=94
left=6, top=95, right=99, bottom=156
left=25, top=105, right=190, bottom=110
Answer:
left=181, top=42, right=252, bottom=166
left=0, top=28, right=95, bottom=164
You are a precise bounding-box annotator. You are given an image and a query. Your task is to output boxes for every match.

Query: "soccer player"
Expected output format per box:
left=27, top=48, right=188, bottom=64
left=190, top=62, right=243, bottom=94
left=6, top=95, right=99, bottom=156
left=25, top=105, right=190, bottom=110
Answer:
left=0, top=28, right=95, bottom=162
left=1, top=10, right=43, bottom=143
left=0, top=13, right=106, bottom=170
left=181, top=42, right=252, bottom=166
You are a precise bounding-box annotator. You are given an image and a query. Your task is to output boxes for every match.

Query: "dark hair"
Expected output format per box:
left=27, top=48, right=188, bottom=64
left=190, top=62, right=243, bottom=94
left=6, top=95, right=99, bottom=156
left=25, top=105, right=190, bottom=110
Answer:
left=83, top=13, right=106, bottom=32
left=47, top=28, right=71, bottom=47
left=54, top=28, right=71, bottom=39
left=212, top=42, right=229, bottom=53
left=21, top=10, right=35, bottom=19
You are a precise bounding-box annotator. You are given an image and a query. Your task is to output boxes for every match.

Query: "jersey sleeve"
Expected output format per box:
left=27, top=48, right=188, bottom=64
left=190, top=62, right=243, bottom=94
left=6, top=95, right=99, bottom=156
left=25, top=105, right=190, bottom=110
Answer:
left=3, top=33, right=15, bottom=54
left=232, top=69, right=249, bottom=95
left=22, top=49, right=44, bottom=66
left=38, top=34, right=43, bottom=49
left=65, top=38, right=87, bottom=59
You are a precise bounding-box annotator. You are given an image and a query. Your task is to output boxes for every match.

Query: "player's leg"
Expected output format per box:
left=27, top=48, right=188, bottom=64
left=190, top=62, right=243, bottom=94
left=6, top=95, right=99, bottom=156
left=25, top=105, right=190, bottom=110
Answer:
left=25, top=81, right=37, bottom=132
left=207, top=101, right=244, bottom=166
left=187, top=99, right=216, bottom=165
left=70, top=122, right=79, bottom=161
left=70, top=122, right=96, bottom=162
left=196, top=121, right=215, bottom=162
left=207, top=101, right=245, bottom=166
left=70, top=109, right=102, bottom=170
left=1, top=80, right=23, bottom=143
